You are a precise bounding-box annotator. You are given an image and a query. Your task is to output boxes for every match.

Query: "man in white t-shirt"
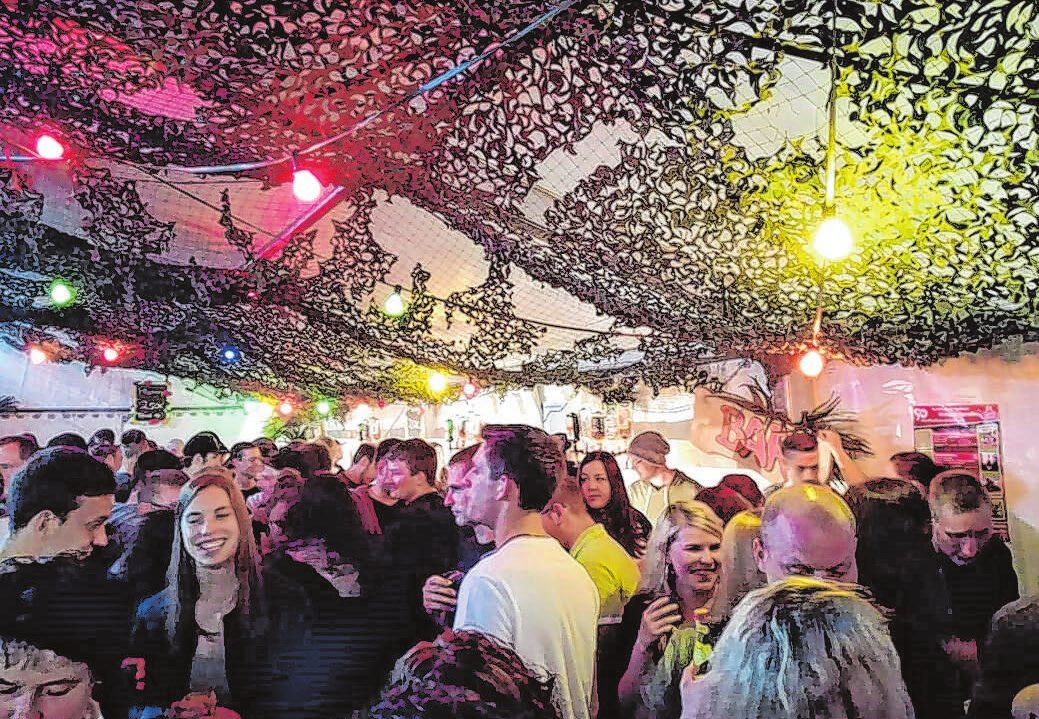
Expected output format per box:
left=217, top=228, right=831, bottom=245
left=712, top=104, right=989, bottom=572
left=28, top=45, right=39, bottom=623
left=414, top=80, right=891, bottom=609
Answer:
left=446, top=424, right=599, bottom=719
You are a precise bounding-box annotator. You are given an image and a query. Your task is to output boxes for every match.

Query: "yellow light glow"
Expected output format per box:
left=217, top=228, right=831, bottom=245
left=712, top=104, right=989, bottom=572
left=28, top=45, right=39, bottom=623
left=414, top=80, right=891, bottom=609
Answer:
left=799, top=349, right=825, bottom=378
left=813, top=217, right=854, bottom=261
left=384, top=291, right=406, bottom=316
left=428, top=372, right=448, bottom=393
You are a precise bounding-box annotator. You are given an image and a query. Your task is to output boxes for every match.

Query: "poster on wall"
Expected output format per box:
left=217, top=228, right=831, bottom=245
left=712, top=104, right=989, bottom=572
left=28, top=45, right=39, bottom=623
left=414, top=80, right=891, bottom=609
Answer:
left=912, top=403, right=1008, bottom=540
left=133, top=381, right=169, bottom=423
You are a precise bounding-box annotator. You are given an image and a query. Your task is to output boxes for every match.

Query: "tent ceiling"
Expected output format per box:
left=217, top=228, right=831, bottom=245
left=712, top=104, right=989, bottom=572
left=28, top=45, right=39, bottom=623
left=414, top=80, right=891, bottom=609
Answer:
left=0, top=0, right=1036, bottom=403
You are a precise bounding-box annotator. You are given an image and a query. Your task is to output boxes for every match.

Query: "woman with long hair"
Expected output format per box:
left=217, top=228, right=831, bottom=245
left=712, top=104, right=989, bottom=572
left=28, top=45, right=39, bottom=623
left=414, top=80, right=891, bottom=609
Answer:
left=129, top=471, right=305, bottom=718
left=710, top=510, right=766, bottom=622
left=616, top=502, right=724, bottom=719
left=681, top=578, right=915, bottom=719
left=578, top=451, right=652, bottom=558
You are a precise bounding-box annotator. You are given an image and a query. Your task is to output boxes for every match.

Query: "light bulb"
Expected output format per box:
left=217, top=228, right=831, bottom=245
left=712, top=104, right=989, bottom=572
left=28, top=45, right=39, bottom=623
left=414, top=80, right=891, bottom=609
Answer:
left=813, top=217, right=854, bottom=261
left=384, top=290, right=406, bottom=317
left=799, top=349, right=826, bottom=378
left=428, top=372, right=448, bottom=394
left=49, top=281, right=74, bottom=307
left=354, top=402, right=371, bottom=421
left=29, top=347, right=48, bottom=365
left=220, top=346, right=240, bottom=363
left=278, top=401, right=295, bottom=416
left=316, top=400, right=332, bottom=416
left=292, top=169, right=322, bottom=202
left=462, top=380, right=479, bottom=399
left=35, top=134, right=64, bottom=160
left=102, top=347, right=120, bottom=363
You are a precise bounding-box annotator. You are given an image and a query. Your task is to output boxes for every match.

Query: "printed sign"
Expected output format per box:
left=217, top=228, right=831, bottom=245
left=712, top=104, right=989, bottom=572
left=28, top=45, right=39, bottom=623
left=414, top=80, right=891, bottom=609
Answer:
left=913, top=403, right=1008, bottom=540
left=691, top=387, right=786, bottom=485
left=133, top=381, right=169, bottom=423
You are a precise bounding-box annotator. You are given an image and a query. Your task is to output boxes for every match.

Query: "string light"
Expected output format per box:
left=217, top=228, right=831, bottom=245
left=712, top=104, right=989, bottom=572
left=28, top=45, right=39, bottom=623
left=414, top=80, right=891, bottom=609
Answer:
left=277, top=400, right=295, bottom=417
left=462, top=379, right=479, bottom=399
left=49, top=280, right=74, bottom=307
left=814, top=216, right=854, bottom=261
left=292, top=169, right=322, bottom=202
left=29, top=347, right=49, bottom=365
left=35, top=134, right=64, bottom=160
left=220, top=345, right=241, bottom=363
left=799, top=349, right=826, bottom=378
left=102, top=347, right=121, bottom=363
left=384, top=287, right=406, bottom=317
left=316, top=399, right=332, bottom=416
left=428, top=371, right=448, bottom=394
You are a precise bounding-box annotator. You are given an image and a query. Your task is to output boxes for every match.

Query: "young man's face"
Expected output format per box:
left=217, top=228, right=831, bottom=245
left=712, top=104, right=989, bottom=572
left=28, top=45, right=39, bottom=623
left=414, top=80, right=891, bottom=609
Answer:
left=780, top=449, right=821, bottom=485
left=383, top=459, right=430, bottom=502
left=39, top=495, right=114, bottom=561
left=232, top=448, right=265, bottom=482
left=933, top=505, right=993, bottom=566
left=0, top=442, right=28, bottom=488
left=446, top=446, right=498, bottom=528
left=0, top=653, right=96, bottom=719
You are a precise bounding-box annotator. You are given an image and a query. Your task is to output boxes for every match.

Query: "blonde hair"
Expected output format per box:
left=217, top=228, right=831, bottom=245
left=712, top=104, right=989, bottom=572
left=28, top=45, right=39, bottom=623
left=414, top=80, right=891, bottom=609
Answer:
left=712, top=510, right=766, bottom=620
left=639, top=501, right=723, bottom=595
left=688, top=578, right=914, bottom=719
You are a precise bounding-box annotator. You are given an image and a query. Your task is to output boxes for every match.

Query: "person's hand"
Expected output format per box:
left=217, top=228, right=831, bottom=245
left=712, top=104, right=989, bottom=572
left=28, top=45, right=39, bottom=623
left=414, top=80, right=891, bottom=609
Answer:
left=635, top=596, right=683, bottom=654
left=680, top=660, right=708, bottom=716
left=344, top=457, right=371, bottom=485
left=816, top=429, right=843, bottom=456
left=166, top=691, right=217, bottom=719
left=423, top=574, right=459, bottom=614
left=121, top=657, right=146, bottom=691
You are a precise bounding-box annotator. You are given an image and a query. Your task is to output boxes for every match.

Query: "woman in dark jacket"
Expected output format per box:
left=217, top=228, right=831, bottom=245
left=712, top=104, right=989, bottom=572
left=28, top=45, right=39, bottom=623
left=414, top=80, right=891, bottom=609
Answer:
left=260, top=474, right=407, bottom=716
left=129, top=471, right=307, bottom=718
left=578, top=451, right=652, bottom=558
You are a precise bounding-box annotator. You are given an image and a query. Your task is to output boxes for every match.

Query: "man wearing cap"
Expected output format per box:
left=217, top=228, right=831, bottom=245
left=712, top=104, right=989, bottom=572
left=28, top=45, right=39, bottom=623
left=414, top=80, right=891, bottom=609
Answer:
left=625, top=432, right=702, bottom=528
left=182, top=431, right=230, bottom=477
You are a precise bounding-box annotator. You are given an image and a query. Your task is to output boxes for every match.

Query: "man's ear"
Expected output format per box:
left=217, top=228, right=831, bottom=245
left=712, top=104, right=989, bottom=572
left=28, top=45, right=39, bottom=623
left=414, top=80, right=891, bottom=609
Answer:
left=542, top=502, right=563, bottom=525
left=30, top=509, right=59, bottom=536
left=753, top=536, right=767, bottom=575
left=494, top=474, right=511, bottom=502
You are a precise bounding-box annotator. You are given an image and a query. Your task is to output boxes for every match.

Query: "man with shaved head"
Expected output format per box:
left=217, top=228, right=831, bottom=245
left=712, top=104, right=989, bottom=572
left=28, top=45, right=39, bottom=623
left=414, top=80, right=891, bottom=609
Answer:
left=754, top=484, right=858, bottom=583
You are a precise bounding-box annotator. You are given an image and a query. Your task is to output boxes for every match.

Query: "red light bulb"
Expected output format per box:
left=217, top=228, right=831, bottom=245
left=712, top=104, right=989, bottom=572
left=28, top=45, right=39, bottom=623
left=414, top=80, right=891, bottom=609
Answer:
left=36, top=134, right=64, bottom=160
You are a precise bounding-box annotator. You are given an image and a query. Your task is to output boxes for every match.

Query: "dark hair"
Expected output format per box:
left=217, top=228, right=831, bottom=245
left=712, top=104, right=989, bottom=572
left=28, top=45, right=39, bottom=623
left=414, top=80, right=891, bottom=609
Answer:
left=578, top=451, right=651, bottom=556
left=0, top=435, right=38, bottom=462
left=353, top=443, right=375, bottom=464
left=480, top=425, right=560, bottom=512
left=279, top=475, right=371, bottom=581
left=252, top=437, right=277, bottom=461
left=121, top=429, right=146, bottom=446
left=781, top=432, right=817, bottom=456
left=890, top=452, right=943, bottom=490
left=89, top=429, right=116, bottom=446
left=845, top=478, right=933, bottom=606
left=448, top=444, right=481, bottom=469
left=367, top=630, right=560, bottom=719
left=375, top=438, right=403, bottom=464
left=929, top=471, right=990, bottom=514
left=272, top=444, right=327, bottom=481
left=384, top=439, right=437, bottom=487
left=88, top=441, right=120, bottom=464
left=46, top=433, right=88, bottom=451
left=8, top=447, right=116, bottom=531
left=229, top=441, right=258, bottom=463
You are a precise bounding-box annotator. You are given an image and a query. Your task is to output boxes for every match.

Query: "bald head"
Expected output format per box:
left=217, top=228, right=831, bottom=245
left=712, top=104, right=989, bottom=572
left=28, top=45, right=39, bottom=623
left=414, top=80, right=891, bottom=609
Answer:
left=755, top=485, right=858, bottom=584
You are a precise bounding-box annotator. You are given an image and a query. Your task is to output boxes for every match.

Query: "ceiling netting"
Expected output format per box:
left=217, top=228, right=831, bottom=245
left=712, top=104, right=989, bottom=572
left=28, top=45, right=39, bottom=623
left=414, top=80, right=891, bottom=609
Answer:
left=0, top=0, right=1037, bottom=403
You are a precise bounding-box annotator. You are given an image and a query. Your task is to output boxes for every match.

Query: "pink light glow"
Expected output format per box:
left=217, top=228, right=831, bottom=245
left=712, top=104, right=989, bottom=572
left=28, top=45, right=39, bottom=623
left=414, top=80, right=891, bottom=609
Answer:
left=35, top=134, right=64, bottom=159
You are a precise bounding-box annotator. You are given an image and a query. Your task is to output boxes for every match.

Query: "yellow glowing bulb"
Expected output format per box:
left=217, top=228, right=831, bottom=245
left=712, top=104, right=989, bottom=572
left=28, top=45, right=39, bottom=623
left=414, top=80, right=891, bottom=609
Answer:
left=428, top=372, right=448, bottom=393
left=799, top=349, right=825, bottom=378
left=29, top=347, right=48, bottom=365
left=384, top=291, right=406, bottom=316
left=813, top=217, right=854, bottom=261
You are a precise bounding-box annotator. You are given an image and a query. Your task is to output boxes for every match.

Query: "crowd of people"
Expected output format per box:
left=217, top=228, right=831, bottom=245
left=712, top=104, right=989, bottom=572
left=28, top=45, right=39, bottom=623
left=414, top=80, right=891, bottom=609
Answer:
left=0, top=425, right=1034, bottom=719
